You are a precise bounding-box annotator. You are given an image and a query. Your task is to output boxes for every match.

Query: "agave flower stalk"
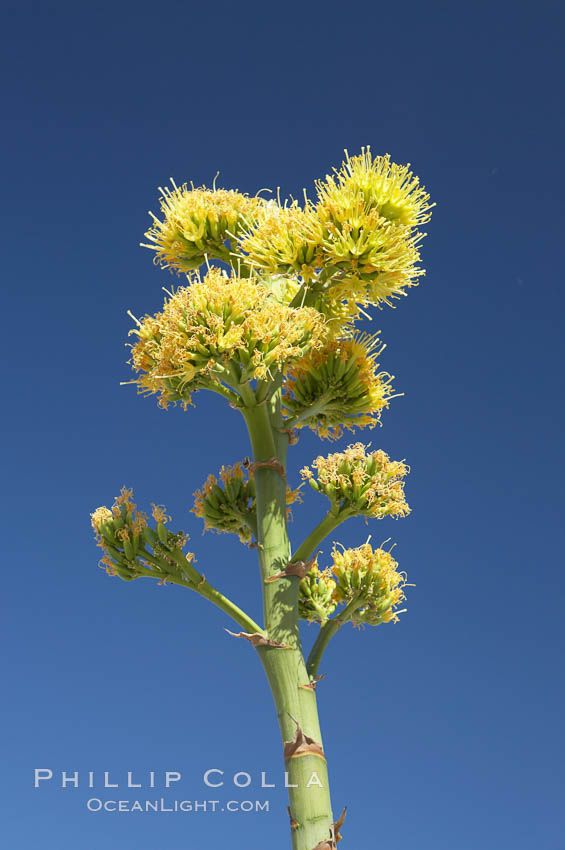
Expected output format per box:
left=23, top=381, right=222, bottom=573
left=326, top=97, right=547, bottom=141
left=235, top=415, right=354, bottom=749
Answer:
left=91, top=148, right=432, bottom=849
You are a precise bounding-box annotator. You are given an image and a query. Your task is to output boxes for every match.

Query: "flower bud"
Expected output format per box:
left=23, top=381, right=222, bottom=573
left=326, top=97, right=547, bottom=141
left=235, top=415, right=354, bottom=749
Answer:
left=193, top=463, right=302, bottom=544
left=283, top=333, right=395, bottom=439
left=300, top=443, right=409, bottom=519
left=330, top=542, right=407, bottom=626
left=237, top=202, right=323, bottom=282
left=310, top=148, right=433, bottom=307
left=90, top=487, right=194, bottom=583
left=142, top=183, right=266, bottom=273
left=298, top=566, right=338, bottom=624
left=129, top=268, right=326, bottom=409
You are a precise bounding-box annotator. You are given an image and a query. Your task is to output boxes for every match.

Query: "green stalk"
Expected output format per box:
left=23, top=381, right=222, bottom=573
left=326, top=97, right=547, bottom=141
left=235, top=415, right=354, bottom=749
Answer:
left=243, top=399, right=335, bottom=850
left=171, top=548, right=263, bottom=633
left=197, top=579, right=264, bottom=635
left=306, top=597, right=361, bottom=679
left=134, top=559, right=263, bottom=635
left=292, top=511, right=347, bottom=564
left=284, top=394, right=331, bottom=430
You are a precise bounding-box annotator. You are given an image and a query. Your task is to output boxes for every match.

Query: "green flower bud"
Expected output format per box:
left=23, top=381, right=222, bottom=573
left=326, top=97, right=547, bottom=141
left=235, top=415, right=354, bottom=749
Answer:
left=300, top=443, right=409, bottom=520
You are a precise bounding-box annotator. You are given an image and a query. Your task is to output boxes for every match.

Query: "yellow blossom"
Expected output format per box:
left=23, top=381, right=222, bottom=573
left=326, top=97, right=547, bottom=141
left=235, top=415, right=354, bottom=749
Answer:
left=128, top=267, right=327, bottom=409
left=91, top=487, right=195, bottom=583
left=237, top=202, right=323, bottom=282
left=300, top=442, right=409, bottom=519
left=193, top=462, right=302, bottom=544
left=151, top=504, right=171, bottom=524
left=330, top=542, right=406, bottom=625
left=283, top=333, right=395, bottom=439
left=142, top=182, right=266, bottom=273
left=192, top=464, right=256, bottom=543
left=306, top=148, right=431, bottom=307
left=316, top=148, right=433, bottom=229
left=236, top=149, right=432, bottom=311
left=90, top=506, right=112, bottom=532
left=298, top=565, right=338, bottom=624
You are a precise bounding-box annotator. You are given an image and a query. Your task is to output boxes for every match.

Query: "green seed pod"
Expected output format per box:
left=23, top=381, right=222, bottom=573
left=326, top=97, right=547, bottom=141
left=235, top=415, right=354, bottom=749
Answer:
left=156, top=522, right=168, bottom=544
left=205, top=490, right=221, bottom=509
left=143, top=526, right=159, bottom=546
left=122, top=538, right=135, bottom=561
left=212, top=484, right=227, bottom=504
left=106, top=544, right=125, bottom=563
left=203, top=505, right=226, bottom=522
left=224, top=478, right=236, bottom=502
left=100, top=521, right=116, bottom=542
left=117, top=571, right=136, bottom=582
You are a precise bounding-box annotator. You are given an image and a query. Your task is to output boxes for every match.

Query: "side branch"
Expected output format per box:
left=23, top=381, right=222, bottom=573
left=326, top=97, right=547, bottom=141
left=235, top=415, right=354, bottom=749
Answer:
left=91, top=491, right=262, bottom=636
left=134, top=557, right=263, bottom=635
left=292, top=511, right=348, bottom=564
left=197, top=578, right=264, bottom=634
left=306, top=597, right=362, bottom=679
left=283, top=393, right=331, bottom=430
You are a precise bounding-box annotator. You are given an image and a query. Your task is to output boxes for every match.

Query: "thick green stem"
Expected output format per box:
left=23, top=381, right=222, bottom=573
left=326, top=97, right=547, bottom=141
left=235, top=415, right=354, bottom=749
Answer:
left=243, top=399, right=335, bottom=850
left=258, top=648, right=334, bottom=850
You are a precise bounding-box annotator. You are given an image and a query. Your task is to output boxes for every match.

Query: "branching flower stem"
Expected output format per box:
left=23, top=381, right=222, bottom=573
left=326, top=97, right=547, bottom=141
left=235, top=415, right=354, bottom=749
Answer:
left=306, top=596, right=363, bottom=679
left=284, top=393, right=332, bottom=430
left=292, top=510, right=352, bottom=564
left=131, top=559, right=263, bottom=634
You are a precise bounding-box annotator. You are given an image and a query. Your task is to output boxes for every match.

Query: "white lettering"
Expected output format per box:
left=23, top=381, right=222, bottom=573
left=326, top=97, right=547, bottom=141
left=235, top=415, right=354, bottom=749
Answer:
left=34, top=769, right=53, bottom=787
left=104, top=772, right=118, bottom=788
left=127, top=772, right=141, bottom=788
left=204, top=769, right=224, bottom=788
left=61, top=771, right=79, bottom=788
left=165, top=771, right=181, bottom=788
left=284, top=771, right=298, bottom=788
left=306, top=771, right=323, bottom=788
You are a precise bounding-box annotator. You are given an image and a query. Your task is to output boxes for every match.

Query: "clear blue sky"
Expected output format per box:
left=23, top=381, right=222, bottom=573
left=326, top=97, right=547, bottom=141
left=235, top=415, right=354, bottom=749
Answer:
left=1, top=1, right=563, bottom=848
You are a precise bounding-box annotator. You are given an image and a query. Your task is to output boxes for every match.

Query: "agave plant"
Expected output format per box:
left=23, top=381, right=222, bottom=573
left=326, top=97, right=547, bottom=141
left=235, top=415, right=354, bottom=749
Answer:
left=91, top=148, right=432, bottom=849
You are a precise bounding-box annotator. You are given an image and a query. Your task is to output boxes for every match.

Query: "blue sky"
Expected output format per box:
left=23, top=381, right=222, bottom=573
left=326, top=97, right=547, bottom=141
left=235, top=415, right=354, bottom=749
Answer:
left=1, top=1, right=564, bottom=848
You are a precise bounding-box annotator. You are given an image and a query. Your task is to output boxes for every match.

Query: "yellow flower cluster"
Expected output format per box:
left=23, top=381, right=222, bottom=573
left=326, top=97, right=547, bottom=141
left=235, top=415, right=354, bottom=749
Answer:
left=91, top=487, right=195, bottom=582
left=316, top=149, right=432, bottom=229
left=283, top=332, right=395, bottom=439
left=298, top=565, right=338, bottom=624
left=193, top=463, right=255, bottom=543
left=193, top=462, right=302, bottom=544
left=237, top=203, right=322, bottom=282
left=311, top=148, right=431, bottom=306
left=143, top=182, right=266, bottom=273
left=330, top=542, right=406, bottom=625
left=301, top=442, right=409, bottom=519
left=234, top=148, right=431, bottom=313
left=129, top=268, right=326, bottom=409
